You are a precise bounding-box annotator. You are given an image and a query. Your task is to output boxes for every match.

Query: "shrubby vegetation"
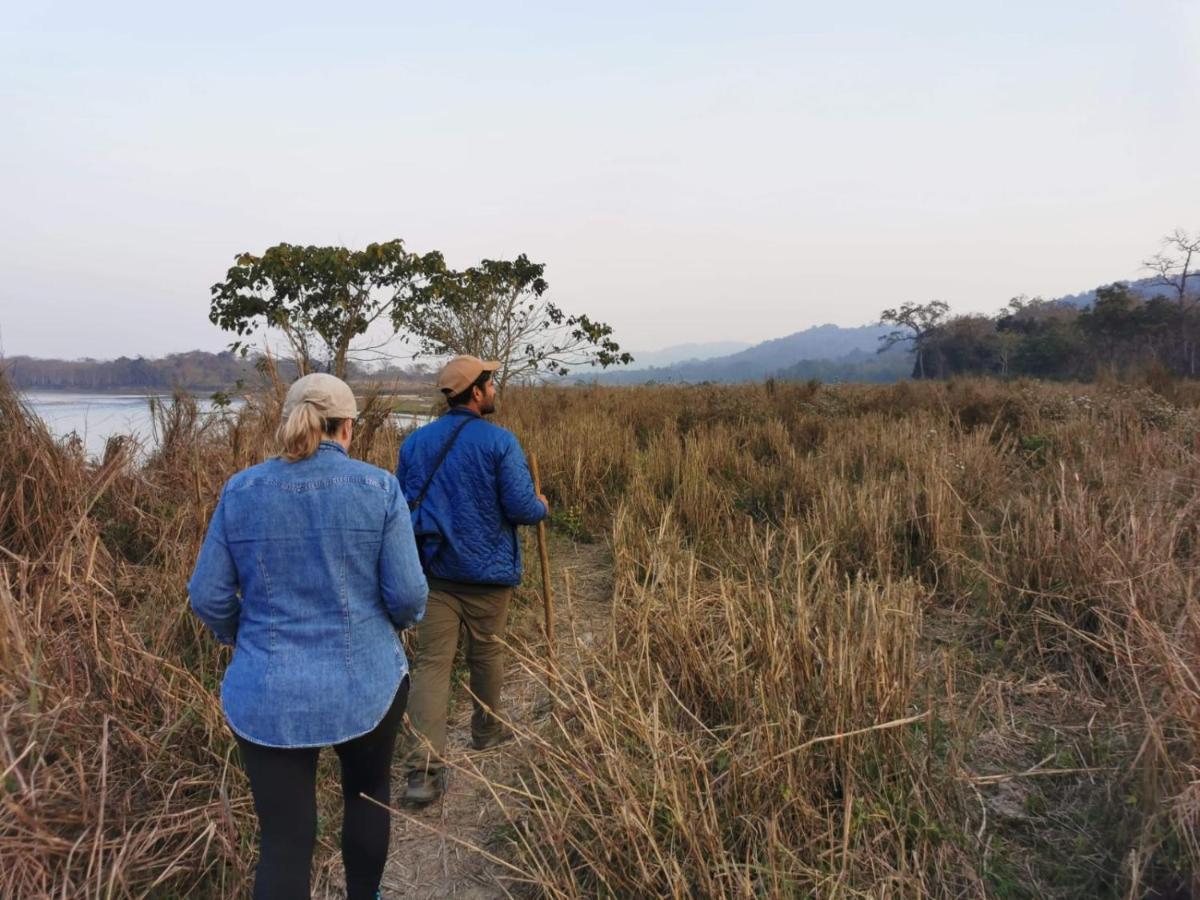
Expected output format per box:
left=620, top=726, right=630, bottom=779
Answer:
left=2, top=375, right=1196, bottom=896
left=0, top=372, right=416, bottom=896
left=495, top=379, right=1198, bottom=897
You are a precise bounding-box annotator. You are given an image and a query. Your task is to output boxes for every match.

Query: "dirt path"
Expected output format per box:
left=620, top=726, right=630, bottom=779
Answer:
left=374, top=536, right=613, bottom=899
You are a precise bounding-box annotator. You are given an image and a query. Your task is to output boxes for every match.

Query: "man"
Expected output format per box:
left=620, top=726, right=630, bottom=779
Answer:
left=396, top=355, right=549, bottom=805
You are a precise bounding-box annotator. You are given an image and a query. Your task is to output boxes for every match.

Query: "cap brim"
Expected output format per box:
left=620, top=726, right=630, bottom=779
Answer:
left=481, top=360, right=501, bottom=372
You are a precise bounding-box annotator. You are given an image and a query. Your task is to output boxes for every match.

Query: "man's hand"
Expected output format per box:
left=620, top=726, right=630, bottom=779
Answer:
left=538, top=493, right=551, bottom=516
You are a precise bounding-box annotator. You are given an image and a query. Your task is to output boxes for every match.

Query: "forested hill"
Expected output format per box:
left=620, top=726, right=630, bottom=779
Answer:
left=591, top=276, right=1184, bottom=385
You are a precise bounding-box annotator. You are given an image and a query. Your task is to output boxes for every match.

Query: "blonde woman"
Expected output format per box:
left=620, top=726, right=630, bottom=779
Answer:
left=189, top=373, right=427, bottom=900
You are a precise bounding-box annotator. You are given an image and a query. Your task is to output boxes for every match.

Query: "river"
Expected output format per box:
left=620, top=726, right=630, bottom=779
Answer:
left=22, top=391, right=241, bottom=458
left=22, top=391, right=428, bottom=459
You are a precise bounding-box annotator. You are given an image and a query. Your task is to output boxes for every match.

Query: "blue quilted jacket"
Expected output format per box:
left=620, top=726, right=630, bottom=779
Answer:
left=397, top=408, right=548, bottom=585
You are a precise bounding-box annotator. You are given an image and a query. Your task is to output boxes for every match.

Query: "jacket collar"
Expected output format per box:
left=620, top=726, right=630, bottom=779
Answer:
left=318, top=440, right=349, bottom=456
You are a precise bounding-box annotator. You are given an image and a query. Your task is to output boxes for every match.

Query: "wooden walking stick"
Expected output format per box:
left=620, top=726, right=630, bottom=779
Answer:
left=529, top=453, right=556, bottom=693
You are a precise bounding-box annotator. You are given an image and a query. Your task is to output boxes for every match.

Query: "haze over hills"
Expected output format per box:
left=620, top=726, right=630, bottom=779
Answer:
left=625, top=341, right=753, bottom=369
left=591, top=275, right=1186, bottom=385
left=593, top=323, right=902, bottom=384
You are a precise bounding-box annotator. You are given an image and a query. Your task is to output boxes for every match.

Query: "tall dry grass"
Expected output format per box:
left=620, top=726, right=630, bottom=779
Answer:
left=0, top=378, right=410, bottom=897
left=497, top=380, right=1199, bottom=898
left=2, top=375, right=1197, bottom=897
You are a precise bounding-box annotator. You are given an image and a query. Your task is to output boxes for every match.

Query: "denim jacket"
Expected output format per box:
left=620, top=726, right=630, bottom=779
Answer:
left=188, top=442, right=428, bottom=748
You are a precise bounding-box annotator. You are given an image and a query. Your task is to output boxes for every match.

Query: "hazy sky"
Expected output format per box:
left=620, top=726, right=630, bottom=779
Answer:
left=3, top=1, right=1197, bottom=360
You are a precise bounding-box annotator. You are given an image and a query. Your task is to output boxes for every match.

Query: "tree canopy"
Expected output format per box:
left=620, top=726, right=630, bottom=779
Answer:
left=877, top=300, right=949, bottom=378
left=209, top=240, right=446, bottom=379
left=398, top=254, right=631, bottom=388
left=875, top=229, right=1200, bottom=382
left=881, top=284, right=1197, bottom=382
left=210, top=242, right=630, bottom=385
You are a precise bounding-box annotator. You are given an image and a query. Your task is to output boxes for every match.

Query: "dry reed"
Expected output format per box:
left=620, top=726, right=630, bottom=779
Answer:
left=0, top=377, right=412, bottom=897
left=2, top=375, right=1197, bottom=897
left=495, top=379, right=1199, bottom=898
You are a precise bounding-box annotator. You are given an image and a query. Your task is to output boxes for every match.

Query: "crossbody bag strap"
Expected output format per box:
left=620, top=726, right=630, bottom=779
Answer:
left=408, top=416, right=477, bottom=511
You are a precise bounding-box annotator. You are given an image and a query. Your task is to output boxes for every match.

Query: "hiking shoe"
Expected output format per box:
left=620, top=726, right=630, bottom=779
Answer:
left=471, top=726, right=514, bottom=751
left=403, top=770, right=445, bottom=807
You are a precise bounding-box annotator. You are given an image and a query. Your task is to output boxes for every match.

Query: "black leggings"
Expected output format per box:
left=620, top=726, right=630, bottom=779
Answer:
left=235, top=678, right=409, bottom=900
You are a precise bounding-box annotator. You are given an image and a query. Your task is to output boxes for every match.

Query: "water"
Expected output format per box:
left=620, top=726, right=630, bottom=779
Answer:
left=23, top=391, right=237, bottom=458
left=23, top=391, right=430, bottom=459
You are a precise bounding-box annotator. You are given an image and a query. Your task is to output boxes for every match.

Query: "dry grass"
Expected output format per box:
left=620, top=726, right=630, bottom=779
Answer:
left=1, top=376, right=1197, bottom=897
left=496, top=380, right=1199, bottom=898
left=0, top=376, right=416, bottom=897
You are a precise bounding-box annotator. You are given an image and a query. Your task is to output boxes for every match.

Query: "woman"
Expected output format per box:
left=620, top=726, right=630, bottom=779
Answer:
left=189, top=373, right=427, bottom=900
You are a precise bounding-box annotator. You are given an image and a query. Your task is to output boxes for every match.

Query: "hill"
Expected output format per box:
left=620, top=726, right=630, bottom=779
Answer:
left=1052, top=275, right=1174, bottom=309
left=623, top=340, right=753, bottom=369
left=593, top=323, right=902, bottom=384
left=594, top=275, right=1183, bottom=385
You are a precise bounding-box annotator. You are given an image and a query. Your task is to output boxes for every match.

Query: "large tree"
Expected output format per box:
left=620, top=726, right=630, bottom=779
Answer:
left=396, top=254, right=631, bottom=389
left=1143, top=228, right=1200, bottom=374
left=1143, top=228, right=1200, bottom=306
left=877, top=300, right=950, bottom=378
left=209, top=240, right=445, bottom=379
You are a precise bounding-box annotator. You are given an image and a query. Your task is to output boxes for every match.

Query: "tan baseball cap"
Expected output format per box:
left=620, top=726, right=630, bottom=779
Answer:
left=437, top=355, right=500, bottom=395
left=282, top=373, right=359, bottom=420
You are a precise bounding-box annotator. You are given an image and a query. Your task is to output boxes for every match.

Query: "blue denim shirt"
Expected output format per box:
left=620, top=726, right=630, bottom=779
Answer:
left=188, top=442, right=428, bottom=748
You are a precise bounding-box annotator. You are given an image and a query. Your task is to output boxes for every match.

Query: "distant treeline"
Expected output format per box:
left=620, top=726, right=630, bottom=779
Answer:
left=907, top=285, right=1200, bottom=380
left=2, top=351, right=299, bottom=392
left=1, top=351, right=434, bottom=392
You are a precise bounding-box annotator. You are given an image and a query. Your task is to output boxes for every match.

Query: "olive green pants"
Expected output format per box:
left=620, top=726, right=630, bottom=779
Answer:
left=402, top=581, right=512, bottom=776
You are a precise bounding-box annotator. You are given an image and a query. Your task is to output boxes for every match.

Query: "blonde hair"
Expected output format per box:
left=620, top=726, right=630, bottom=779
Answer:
left=278, top=402, right=343, bottom=462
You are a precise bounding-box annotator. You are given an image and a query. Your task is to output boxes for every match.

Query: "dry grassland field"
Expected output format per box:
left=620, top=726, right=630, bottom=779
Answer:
left=1, top=376, right=1198, bottom=898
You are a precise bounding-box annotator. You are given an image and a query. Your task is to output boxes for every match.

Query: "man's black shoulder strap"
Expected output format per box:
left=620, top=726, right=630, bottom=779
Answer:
left=408, top=416, right=478, bottom=512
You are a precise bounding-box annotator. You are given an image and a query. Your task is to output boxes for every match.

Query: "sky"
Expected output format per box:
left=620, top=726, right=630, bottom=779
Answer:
left=2, top=1, right=1198, bottom=361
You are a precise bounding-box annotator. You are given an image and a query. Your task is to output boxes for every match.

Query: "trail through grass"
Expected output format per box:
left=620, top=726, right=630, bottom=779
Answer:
left=2, top=376, right=1196, bottom=897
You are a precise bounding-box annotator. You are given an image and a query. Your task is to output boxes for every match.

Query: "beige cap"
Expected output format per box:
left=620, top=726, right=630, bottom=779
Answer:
left=437, top=355, right=500, bottom=395
left=282, top=373, right=359, bottom=420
